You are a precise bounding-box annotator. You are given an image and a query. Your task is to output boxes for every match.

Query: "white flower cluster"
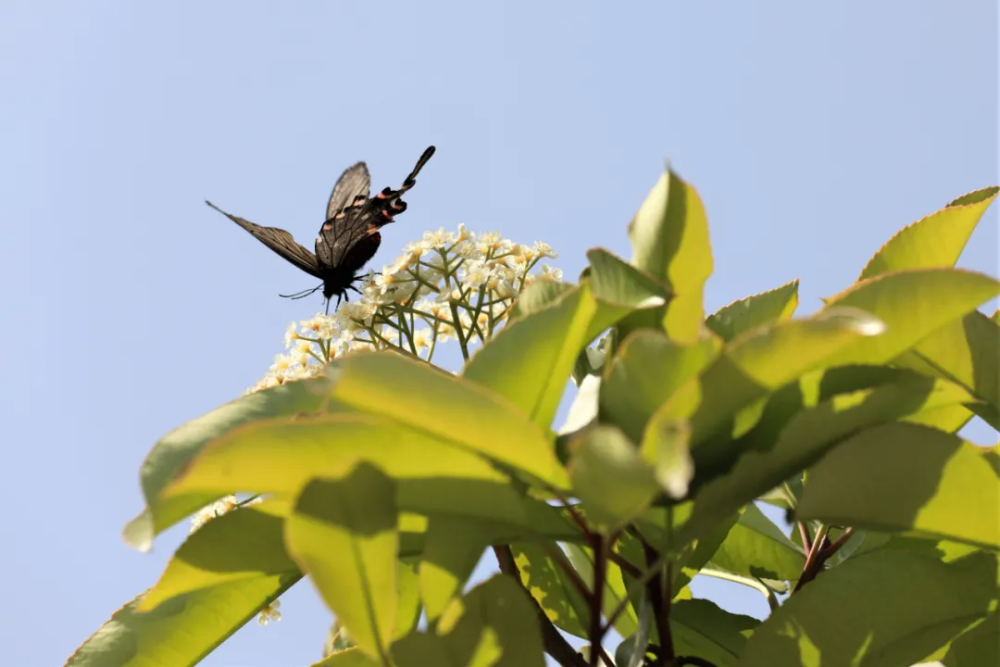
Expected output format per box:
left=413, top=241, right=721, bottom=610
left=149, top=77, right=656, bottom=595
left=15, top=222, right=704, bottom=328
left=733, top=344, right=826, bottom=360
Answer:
left=248, top=225, right=560, bottom=393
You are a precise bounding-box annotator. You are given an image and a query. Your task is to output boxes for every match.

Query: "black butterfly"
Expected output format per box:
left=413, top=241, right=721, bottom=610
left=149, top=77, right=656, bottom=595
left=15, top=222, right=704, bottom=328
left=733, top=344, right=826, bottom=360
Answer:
left=206, top=145, right=436, bottom=314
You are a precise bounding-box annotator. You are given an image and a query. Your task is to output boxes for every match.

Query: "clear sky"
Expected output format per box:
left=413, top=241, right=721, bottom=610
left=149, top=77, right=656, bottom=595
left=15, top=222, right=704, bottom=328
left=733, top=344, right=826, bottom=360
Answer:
left=2, top=2, right=997, bottom=666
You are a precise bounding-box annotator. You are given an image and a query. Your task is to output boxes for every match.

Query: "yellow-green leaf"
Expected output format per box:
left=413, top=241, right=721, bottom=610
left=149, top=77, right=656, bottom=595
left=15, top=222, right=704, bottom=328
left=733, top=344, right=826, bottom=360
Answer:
left=123, top=379, right=331, bottom=551
left=897, top=310, right=1000, bottom=428
left=705, top=280, right=800, bottom=342
left=285, top=464, right=398, bottom=661
left=139, top=499, right=299, bottom=611
left=627, top=168, right=713, bottom=343
left=859, top=186, right=998, bottom=280
left=328, top=352, right=566, bottom=488
left=798, top=422, right=1000, bottom=549
left=67, top=578, right=298, bottom=667
left=601, top=329, right=720, bottom=443
left=740, top=549, right=998, bottom=667
left=511, top=542, right=590, bottom=639
left=567, top=425, right=659, bottom=531
left=586, top=248, right=669, bottom=309
left=160, top=414, right=529, bottom=531
left=676, top=375, right=977, bottom=547
left=464, top=282, right=626, bottom=433
left=821, top=268, right=1000, bottom=368
left=420, top=516, right=495, bottom=622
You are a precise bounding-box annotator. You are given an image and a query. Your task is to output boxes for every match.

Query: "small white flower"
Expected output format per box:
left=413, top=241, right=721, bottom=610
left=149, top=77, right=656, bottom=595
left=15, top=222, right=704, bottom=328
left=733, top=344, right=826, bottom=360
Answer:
left=284, top=322, right=299, bottom=348
left=413, top=328, right=433, bottom=349
left=462, top=259, right=491, bottom=289
left=539, top=264, right=563, bottom=281
left=422, top=227, right=454, bottom=249
left=533, top=241, right=557, bottom=258
left=257, top=600, right=282, bottom=626
left=189, top=495, right=239, bottom=532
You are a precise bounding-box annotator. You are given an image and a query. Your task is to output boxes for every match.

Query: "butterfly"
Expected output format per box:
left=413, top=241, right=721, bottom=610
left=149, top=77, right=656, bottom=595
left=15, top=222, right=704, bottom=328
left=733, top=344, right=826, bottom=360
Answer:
left=206, top=145, right=436, bottom=314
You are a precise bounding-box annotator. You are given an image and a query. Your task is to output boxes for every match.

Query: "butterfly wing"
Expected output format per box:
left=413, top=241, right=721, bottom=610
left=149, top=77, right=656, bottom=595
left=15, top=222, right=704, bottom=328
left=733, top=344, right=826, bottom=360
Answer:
left=316, top=146, right=436, bottom=272
left=206, top=200, right=322, bottom=278
left=326, top=162, right=371, bottom=221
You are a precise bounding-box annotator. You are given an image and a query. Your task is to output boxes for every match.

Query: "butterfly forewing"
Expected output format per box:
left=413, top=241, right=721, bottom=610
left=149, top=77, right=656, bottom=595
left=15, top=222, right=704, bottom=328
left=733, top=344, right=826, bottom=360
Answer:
left=205, top=201, right=322, bottom=277
left=326, top=163, right=371, bottom=221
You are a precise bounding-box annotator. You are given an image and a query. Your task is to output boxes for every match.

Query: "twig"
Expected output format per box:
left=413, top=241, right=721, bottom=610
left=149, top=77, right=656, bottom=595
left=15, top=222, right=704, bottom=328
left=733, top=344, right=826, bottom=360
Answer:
left=588, top=535, right=607, bottom=667
left=641, top=541, right=674, bottom=664
left=541, top=542, right=592, bottom=603
left=797, top=521, right=812, bottom=553
left=793, top=524, right=831, bottom=593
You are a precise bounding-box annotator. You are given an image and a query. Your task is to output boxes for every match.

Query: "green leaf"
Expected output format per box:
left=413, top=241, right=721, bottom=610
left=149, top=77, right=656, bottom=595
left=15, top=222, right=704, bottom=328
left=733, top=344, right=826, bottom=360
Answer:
left=740, top=549, right=999, bottom=667
left=285, top=464, right=398, bottom=661
left=859, top=186, right=998, bottom=280
left=567, top=425, right=659, bottom=531
left=508, top=279, right=575, bottom=322
left=123, top=379, right=330, bottom=551
left=675, top=374, right=976, bottom=547
left=395, top=560, right=423, bottom=640
left=644, top=310, right=882, bottom=471
left=644, top=416, right=695, bottom=499
left=670, top=598, right=758, bottom=667
left=67, top=578, right=299, bottom=667
left=706, top=280, right=800, bottom=342
left=627, top=168, right=713, bottom=343
left=706, top=502, right=806, bottom=583
left=942, top=611, right=999, bottom=667
left=394, top=575, right=546, bottom=667
left=586, top=248, right=669, bottom=308
left=327, top=352, right=567, bottom=488
left=600, top=329, right=721, bottom=443
left=820, top=268, right=1000, bottom=368
left=311, top=647, right=381, bottom=666
left=157, top=413, right=531, bottom=535
left=511, top=542, right=590, bottom=638
left=139, top=499, right=299, bottom=611
left=464, top=281, right=628, bottom=431
left=797, top=422, right=1000, bottom=549
left=897, top=310, right=1000, bottom=428
left=419, top=516, right=494, bottom=622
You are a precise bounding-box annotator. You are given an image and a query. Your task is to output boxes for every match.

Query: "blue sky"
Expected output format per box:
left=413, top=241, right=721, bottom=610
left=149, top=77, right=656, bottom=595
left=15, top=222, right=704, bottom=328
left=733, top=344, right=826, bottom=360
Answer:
left=2, top=1, right=996, bottom=665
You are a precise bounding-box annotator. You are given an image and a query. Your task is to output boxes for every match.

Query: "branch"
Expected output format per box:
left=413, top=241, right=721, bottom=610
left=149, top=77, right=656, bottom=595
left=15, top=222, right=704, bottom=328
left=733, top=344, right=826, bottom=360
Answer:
left=641, top=541, right=674, bottom=664
left=588, top=535, right=607, bottom=667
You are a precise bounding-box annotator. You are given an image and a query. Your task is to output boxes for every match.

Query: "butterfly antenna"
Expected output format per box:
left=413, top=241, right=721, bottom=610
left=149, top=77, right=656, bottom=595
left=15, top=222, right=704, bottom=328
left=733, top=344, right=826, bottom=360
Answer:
left=279, top=284, right=323, bottom=300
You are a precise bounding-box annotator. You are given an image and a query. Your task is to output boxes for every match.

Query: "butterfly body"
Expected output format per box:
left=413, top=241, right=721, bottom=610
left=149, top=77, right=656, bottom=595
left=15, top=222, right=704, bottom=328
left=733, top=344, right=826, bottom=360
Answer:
left=207, top=145, right=436, bottom=313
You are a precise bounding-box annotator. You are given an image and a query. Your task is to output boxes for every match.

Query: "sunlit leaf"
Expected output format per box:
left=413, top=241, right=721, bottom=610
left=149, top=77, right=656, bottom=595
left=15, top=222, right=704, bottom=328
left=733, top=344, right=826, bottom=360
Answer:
left=567, top=425, right=659, bottom=531
left=601, top=329, right=720, bottom=443
left=511, top=542, right=590, bottom=638
left=464, top=282, right=627, bottom=431
left=820, top=268, right=1000, bottom=368
left=627, top=168, right=713, bottom=343
left=285, top=464, right=398, bottom=661
left=587, top=248, right=669, bottom=309
left=139, top=499, right=298, bottom=611
left=859, top=186, right=998, bottom=280
left=740, top=549, right=998, bottom=667
left=706, top=280, right=799, bottom=342
left=798, top=422, right=1000, bottom=549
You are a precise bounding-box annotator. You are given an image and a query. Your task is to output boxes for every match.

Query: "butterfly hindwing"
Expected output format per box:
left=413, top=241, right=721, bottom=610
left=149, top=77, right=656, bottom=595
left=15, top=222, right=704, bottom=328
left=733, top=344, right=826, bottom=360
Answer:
left=316, top=146, right=437, bottom=270
left=205, top=200, right=321, bottom=277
